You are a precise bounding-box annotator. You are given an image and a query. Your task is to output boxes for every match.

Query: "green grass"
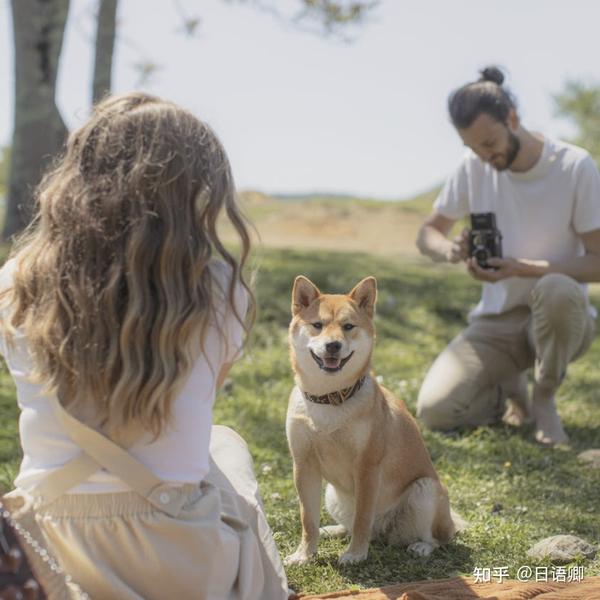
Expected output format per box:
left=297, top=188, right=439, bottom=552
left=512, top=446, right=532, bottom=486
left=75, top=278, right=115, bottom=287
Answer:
left=1, top=247, right=599, bottom=595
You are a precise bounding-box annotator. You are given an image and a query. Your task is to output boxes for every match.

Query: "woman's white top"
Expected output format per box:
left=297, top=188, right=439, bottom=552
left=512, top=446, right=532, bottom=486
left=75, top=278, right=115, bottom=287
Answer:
left=0, top=258, right=247, bottom=494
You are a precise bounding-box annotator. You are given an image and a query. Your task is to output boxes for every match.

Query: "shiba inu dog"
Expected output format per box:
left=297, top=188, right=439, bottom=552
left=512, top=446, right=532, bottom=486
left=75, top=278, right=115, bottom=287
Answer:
left=285, top=276, right=458, bottom=565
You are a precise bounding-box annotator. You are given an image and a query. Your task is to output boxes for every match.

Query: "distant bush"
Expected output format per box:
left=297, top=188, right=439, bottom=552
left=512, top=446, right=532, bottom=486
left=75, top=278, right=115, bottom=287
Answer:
left=555, top=81, right=600, bottom=166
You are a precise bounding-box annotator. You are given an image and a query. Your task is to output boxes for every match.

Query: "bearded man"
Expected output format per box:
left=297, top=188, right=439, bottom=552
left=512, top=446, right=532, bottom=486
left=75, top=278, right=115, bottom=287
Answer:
left=416, top=66, right=600, bottom=446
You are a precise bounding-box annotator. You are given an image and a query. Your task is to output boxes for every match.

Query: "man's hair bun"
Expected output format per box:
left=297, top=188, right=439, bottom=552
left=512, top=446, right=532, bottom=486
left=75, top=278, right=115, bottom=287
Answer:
left=479, top=66, right=504, bottom=86
left=448, top=65, right=516, bottom=128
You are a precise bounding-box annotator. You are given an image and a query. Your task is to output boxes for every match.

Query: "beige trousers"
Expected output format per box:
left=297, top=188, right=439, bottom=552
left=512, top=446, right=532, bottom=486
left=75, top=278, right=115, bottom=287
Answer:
left=416, top=274, right=596, bottom=430
left=12, top=394, right=289, bottom=600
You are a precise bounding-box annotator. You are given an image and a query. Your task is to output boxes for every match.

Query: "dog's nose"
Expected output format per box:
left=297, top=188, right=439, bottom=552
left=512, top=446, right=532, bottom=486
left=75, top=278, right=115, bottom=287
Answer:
left=325, top=341, right=342, bottom=354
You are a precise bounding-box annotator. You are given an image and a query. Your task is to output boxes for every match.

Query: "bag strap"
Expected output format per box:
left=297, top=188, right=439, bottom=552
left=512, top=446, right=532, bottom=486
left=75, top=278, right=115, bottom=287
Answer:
left=33, top=452, right=100, bottom=504
left=31, top=396, right=189, bottom=516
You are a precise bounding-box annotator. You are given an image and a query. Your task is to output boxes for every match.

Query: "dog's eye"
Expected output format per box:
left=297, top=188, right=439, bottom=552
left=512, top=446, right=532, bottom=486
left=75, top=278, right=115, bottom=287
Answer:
left=343, top=324, right=355, bottom=331
left=312, top=322, right=323, bottom=330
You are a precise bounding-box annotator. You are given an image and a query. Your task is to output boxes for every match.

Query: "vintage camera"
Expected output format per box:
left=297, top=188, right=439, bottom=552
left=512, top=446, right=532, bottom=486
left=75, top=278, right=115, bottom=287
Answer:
left=468, top=212, right=503, bottom=269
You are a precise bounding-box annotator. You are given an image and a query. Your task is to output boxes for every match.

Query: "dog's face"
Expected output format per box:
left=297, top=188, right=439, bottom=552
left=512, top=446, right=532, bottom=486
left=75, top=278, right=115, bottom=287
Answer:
left=289, top=276, right=377, bottom=384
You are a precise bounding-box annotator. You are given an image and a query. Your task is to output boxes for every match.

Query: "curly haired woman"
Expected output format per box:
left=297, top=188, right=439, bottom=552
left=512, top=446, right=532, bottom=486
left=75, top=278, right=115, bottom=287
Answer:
left=0, top=93, right=289, bottom=599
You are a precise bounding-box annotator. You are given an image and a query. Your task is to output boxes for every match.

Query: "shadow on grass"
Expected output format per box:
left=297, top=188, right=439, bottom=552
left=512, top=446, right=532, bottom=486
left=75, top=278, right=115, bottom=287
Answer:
left=252, top=248, right=478, bottom=336
left=562, top=425, right=600, bottom=453
left=424, top=423, right=600, bottom=535
left=317, top=539, right=475, bottom=591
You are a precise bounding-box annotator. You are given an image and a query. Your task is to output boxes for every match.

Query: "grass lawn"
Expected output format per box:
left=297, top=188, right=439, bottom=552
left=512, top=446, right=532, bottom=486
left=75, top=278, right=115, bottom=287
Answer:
left=1, top=246, right=599, bottom=595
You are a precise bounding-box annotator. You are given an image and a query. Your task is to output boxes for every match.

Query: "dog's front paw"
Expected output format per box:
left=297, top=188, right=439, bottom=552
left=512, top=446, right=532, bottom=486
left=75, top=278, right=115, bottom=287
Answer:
left=338, top=547, right=368, bottom=565
left=407, top=541, right=435, bottom=557
left=284, top=550, right=315, bottom=566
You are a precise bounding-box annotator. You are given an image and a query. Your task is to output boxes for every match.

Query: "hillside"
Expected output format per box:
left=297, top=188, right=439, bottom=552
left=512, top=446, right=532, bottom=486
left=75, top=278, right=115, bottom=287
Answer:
left=219, top=188, right=442, bottom=258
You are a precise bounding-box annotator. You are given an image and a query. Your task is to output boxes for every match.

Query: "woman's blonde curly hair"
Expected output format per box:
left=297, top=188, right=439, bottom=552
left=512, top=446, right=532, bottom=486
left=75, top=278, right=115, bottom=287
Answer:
left=1, top=92, right=254, bottom=437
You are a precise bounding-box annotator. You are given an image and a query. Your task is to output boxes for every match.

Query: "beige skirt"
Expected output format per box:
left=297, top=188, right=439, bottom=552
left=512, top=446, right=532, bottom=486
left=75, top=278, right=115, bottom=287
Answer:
left=29, top=425, right=288, bottom=600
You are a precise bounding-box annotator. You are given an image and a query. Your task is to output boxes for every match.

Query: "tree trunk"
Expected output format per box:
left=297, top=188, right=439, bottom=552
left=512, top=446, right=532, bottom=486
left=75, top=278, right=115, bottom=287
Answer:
left=4, top=0, right=70, bottom=241
left=92, top=0, right=118, bottom=104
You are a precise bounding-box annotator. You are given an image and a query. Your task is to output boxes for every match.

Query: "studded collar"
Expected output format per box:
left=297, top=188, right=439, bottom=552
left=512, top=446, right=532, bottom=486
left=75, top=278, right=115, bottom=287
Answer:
left=303, top=376, right=367, bottom=406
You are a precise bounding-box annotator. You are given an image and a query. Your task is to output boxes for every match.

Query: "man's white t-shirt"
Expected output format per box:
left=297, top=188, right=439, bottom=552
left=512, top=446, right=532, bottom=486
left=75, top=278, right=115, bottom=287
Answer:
left=434, top=137, right=600, bottom=320
left=0, top=258, right=247, bottom=494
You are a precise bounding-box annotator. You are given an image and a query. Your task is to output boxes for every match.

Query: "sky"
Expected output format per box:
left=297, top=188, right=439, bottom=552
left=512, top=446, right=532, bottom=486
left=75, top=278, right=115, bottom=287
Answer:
left=1, top=0, right=599, bottom=199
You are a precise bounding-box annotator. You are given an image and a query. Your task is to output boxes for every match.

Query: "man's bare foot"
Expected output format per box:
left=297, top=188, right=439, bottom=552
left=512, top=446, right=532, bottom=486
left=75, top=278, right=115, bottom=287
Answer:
left=532, top=384, right=569, bottom=446
left=503, top=400, right=530, bottom=427
left=501, top=371, right=531, bottom=427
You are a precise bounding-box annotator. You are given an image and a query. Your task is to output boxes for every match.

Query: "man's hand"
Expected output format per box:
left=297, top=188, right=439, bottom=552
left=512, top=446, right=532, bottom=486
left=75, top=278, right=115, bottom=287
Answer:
left=467, top=256, right=522, bottom=281
left=446, top=227, right=470, bottom=263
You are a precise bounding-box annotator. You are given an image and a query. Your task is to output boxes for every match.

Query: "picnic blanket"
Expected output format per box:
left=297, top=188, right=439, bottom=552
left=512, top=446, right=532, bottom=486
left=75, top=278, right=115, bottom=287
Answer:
left=297, top=575, right=600, bottom=599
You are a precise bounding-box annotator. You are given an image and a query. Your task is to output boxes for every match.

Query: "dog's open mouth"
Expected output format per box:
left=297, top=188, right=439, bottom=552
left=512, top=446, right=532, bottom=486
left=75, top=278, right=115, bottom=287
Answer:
left=310, top=350, right=354, bottom=373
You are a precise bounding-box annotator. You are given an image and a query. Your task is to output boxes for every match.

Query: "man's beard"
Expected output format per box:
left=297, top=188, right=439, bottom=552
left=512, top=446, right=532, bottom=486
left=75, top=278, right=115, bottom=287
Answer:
left=493, top=129, right=521, bottom=171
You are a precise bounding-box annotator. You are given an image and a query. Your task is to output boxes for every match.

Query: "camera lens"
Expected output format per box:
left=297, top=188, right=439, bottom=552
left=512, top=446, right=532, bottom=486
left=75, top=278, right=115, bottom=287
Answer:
left=474, top=247, right=490, bottom=266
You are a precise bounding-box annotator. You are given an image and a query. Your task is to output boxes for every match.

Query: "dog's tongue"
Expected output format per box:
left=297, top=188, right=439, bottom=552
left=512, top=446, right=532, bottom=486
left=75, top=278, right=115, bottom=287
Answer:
left=324, top=357, right=341, bottom=369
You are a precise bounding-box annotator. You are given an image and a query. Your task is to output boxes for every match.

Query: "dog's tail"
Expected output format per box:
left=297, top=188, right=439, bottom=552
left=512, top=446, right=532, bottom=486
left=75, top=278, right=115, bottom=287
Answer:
left=319, top=524, right=347, bottom=538
left=433, top=484, right=467, bottom=543
left=450, top=508, right=468, bottom=533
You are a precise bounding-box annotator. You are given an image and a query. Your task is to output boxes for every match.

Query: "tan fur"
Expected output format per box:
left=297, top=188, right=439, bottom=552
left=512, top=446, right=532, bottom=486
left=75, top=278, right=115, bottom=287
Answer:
left=285, top=276, right=457, bottom=565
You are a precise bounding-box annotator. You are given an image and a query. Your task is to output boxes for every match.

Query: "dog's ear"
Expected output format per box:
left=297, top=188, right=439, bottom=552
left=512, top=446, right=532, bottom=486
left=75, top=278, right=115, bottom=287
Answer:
left=292, top=276, right=321, bottom=315
left=348, top=277, right=377, bottom=317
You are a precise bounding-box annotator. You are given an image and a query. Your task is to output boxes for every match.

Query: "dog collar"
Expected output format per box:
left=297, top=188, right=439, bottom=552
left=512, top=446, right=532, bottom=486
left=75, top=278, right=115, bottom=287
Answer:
left=303, top=376, right=367, bottom=406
